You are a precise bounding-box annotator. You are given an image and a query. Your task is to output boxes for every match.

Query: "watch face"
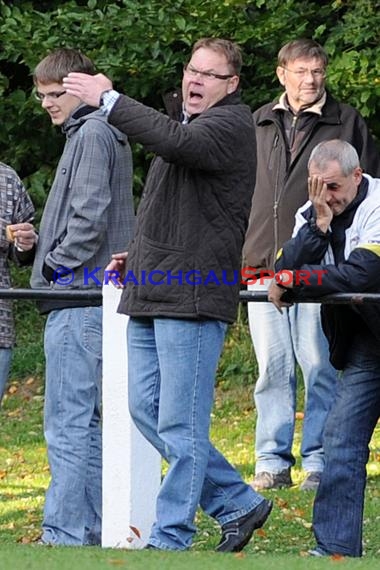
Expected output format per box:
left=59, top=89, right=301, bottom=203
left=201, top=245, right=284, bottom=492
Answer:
left=277, top=271, right=292, bottom=287
left=100, top=89, right=110, bottom=106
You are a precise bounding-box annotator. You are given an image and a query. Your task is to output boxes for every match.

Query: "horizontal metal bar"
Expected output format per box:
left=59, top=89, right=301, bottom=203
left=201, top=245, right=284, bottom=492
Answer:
left=0, top=288, right=103, bottom=301
left=1, top=287, right=380, bottom=304
left=239, top=290, right=380, bottom=304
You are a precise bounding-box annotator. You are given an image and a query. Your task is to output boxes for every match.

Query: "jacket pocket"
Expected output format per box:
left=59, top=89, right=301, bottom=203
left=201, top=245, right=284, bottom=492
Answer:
left=136, top=235, right=196, bottom=306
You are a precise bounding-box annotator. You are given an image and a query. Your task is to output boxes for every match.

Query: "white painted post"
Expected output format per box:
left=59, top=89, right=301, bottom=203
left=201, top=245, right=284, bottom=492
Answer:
left=102, top=283, right=161, bottom=548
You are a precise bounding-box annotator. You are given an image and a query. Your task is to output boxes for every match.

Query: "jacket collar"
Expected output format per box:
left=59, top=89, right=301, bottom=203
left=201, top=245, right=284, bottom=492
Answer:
left=257, top=90, right=341, bottom=127
left=62, top=103, right=99, bottom=135
left=273, top=91, right=326, bottom=115
left=163, top=89, right=242, bottom=122
left=338, top=177, right=369, bottom=218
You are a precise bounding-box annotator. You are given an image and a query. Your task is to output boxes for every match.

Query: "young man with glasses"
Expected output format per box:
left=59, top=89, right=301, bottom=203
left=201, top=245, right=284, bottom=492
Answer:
left=31, top=48, right=135, bottom=546
left=62, top=37, right=272, bottom=552
left=243, top=38, right=380, bottom=492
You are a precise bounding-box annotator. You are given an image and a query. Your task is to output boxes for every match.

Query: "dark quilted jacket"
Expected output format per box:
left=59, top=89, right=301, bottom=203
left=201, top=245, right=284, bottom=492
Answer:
left=108, top=90, right=256, bottom=323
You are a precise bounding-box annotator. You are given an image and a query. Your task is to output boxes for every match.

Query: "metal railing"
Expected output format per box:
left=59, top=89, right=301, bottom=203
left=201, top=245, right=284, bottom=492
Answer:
left=1, top=287, right=380, bottom=304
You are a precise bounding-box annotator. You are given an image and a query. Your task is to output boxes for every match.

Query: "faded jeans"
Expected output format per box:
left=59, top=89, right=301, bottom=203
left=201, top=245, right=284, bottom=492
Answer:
left=127, top=316, right=265, bottom=550
left=248, top=281, right=337, bottom=473
left=42, top=306, right=102, bottom=545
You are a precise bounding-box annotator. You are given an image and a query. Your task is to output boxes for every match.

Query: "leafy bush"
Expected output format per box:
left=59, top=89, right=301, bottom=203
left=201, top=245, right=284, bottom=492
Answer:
left=1, top=0, right=379, bottom=207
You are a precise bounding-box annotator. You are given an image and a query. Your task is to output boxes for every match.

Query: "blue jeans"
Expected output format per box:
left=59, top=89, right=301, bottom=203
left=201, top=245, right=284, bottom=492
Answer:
left=127, top=317, right=265, bottom=550
left=0, top=347, right=12, bottom=403
left=42, top=306, right=102, bottom=545
left=313, top=331, right=380, bottom=557
left=248, top=281, right=337, bottom=473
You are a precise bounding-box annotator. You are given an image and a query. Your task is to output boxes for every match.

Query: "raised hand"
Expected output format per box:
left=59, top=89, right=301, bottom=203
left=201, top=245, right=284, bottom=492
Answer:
left=62, top=72, right=113, bottom=107
left=308, top=174, right=333, bottom=232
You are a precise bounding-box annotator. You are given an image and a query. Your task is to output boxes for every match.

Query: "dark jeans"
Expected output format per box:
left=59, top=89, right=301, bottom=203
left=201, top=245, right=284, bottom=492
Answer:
left=312, top=331, right=380, bottom=556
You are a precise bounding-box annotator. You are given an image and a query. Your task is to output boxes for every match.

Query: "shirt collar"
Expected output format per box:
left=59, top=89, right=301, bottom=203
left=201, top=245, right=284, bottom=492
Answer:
left=182, top=103, right=190, bottom=124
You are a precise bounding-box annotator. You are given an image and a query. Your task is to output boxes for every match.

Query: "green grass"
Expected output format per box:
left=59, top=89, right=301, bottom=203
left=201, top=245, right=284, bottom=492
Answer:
left=0, top=298, right=379, bottom=568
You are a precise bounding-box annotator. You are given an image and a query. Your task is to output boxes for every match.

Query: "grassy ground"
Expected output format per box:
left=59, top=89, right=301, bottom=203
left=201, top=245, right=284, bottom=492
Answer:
left=0, top=298, right=379, bottom=568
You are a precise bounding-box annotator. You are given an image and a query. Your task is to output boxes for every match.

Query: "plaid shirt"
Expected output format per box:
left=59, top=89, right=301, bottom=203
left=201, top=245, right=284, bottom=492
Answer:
left=0, top=162, right=35, bottom=347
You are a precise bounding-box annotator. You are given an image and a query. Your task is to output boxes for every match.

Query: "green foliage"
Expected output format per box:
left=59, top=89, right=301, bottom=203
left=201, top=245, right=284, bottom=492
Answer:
left=217, top=305, right=258, bottom=389
left=1, top=0, right=379, bottom=191
left=323, top=0, right=380, bottom=124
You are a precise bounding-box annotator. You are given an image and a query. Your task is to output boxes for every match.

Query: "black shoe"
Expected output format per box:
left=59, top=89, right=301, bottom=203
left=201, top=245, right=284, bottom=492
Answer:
left=216, top=499, right=273, bottom=553
left=144, top=544, right=158, bottom=550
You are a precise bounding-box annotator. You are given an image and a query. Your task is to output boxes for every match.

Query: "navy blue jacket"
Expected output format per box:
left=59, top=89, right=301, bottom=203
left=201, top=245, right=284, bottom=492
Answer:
left=275, top=175, right=380, bottom=368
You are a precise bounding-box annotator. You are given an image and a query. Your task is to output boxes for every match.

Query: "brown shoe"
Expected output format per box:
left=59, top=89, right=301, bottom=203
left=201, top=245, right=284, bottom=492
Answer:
left=251, top=468, right=292, bottom=490
left=299, top=471, right=322, bottom=491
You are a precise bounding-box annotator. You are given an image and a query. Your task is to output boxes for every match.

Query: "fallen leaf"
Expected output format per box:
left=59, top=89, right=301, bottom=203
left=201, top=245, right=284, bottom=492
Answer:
left=234, top=552, right=245, bottom=558
left=18, top=535, right=38, bottom=544
left=129, top=525, right=141, bottom=539
left=331, top=553, right=346, bottom=561
left=276, top=497, right=289, bottom=509
left=256, top=528, right=267, bottom=537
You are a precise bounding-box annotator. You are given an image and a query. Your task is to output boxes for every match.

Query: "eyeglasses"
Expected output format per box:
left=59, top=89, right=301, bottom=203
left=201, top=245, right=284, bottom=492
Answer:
left=34, top=90, right=67, bottom=102
left=281, top=67, right=326, bottom=79
left=184, top=64, right=234, bottom=81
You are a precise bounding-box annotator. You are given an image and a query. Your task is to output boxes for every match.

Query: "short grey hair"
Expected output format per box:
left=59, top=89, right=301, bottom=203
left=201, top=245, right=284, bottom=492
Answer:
left=308, top=139, right=360, bottom=176
left=277, top=39, right=328, bottom=68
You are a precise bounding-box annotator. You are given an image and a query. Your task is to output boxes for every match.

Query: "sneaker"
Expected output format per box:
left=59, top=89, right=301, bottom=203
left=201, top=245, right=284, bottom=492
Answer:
left=251, top=468, right=292, bottom=490
left=300, top=471, right=322, bottom=491
left=216, top=499, right=273, bottom=553
left=308, top=546, right=330, bottom=557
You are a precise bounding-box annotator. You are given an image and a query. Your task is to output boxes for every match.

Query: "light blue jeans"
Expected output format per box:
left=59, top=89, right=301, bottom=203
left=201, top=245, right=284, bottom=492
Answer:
left=313, top=331, right=380, bottom=556
left=248, top=281, right=337, bottom=473
left=42, top=306, right=102, bottom=545
left=0, top=347, right=12, bottom=403
left=127, top=317, right=265, bottom=550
